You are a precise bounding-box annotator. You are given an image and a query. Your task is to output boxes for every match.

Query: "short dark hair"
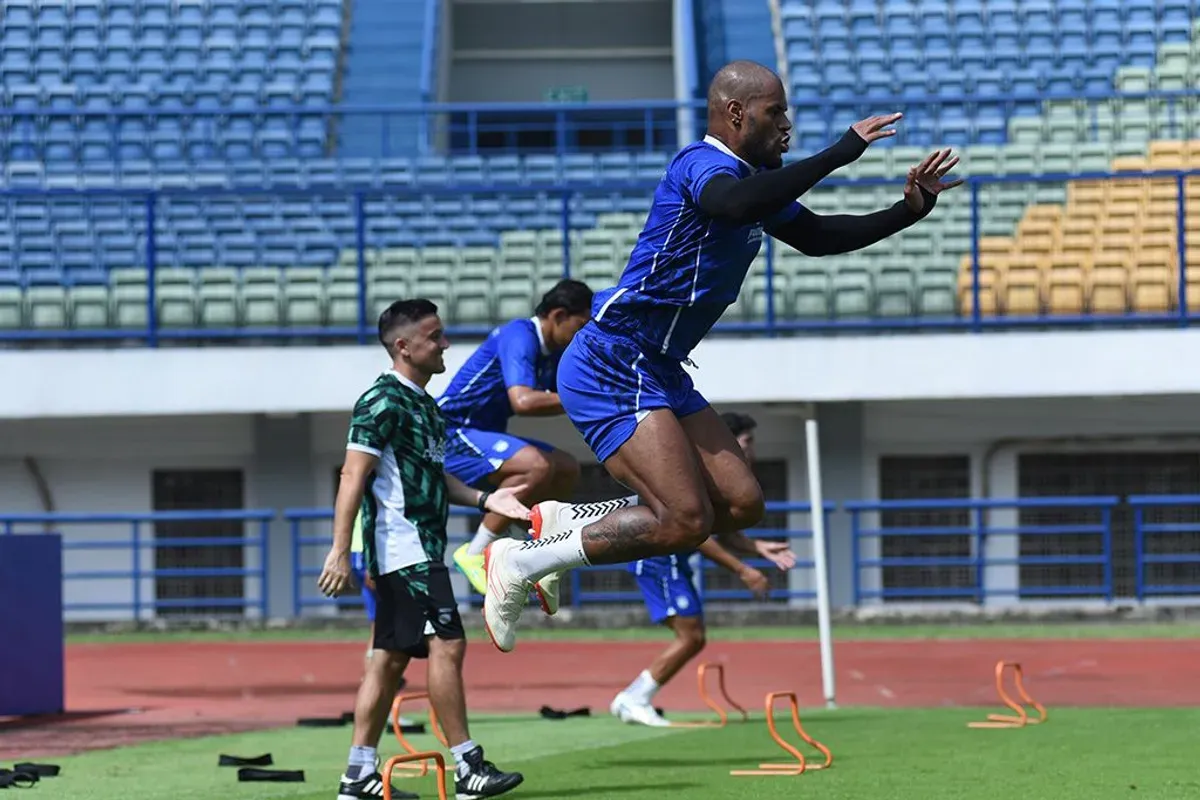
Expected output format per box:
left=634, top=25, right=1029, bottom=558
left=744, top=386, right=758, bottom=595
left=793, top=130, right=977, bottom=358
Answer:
left=720, top=411, right=757, bottom=438
left=378, top=298, right=439, bottom=355
left=535, top=279, right=593, bottom=318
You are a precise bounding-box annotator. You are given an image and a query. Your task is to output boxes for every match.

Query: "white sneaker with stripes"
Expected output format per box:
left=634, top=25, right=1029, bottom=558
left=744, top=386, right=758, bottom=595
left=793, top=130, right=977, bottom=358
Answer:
left=454, top=746, right=523, bottom=799
left=336, top=770, right=418, bottom=800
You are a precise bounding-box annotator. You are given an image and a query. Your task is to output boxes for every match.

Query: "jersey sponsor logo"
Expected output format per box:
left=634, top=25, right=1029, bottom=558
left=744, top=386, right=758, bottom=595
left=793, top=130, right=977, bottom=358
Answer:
left=424, top=434, right=446, bottom=464
left=747, top=224, right=763, bottom=244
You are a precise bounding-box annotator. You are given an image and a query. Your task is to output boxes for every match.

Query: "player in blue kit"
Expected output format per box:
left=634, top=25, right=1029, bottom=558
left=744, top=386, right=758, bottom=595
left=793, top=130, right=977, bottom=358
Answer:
left=482, top=59, right=963, bottom=653
left=611, top=411, right=795, bottom=726
left=437, top=279, right=593, bottom=614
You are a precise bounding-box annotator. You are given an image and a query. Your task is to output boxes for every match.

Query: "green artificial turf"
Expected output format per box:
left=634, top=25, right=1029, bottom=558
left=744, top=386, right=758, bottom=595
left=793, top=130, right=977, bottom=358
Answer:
left=32, top=707, right=1200, bottom=800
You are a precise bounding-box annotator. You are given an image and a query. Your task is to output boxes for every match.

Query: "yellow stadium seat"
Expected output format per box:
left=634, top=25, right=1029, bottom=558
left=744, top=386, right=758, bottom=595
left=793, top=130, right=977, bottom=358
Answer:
left=1131, top=257, right=1175, bottom=313
left=1088, top=253, right=1130, bottom=314
left=1047, top=258, right=1087, bottom=315
left=1003, top=258, right=1043, bottom=316
left=1149, top=141, right=1187, bottom=169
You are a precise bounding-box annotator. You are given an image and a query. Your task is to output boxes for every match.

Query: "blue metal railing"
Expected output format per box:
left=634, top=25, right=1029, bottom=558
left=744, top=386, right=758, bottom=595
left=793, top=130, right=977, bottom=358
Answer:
left=845, top=497, right=1119, bottom=604
left=0, top=510, right=273, bottom=617
left=1129, top=495, right=1200, bottom=599
left=286, top=505, right=483, bottom=616
left=4, top=166, right=1200, bottom=345
left=287, top=502, right=834, bottom=615
left=575, top=501, right=835, bottom=605
left=5, top=88, right=1200, bottom=158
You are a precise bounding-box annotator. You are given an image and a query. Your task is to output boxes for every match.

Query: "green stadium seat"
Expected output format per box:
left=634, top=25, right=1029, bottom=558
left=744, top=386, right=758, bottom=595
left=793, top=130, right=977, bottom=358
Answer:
left=198, top=269, right=239, bottom=328
left=790, top=268, right=831, bottom=319
left=283, top=268, right=326, bottom=327
left=0, top=287, right=23, bottom=329
left=242, top=273, right=283, bottom=327
left=26, top=286, right=68, bottom=329
left=917, top=269, right=958, bottom=317
left=155, top=268, right=197, bottom=328
left=452, top=278, right=493, bottom=324
left=69, top=285, right=110, bottom=329
left=875, top=265, right=916, bottom=317
left=831, top=269, right=872, bottom=318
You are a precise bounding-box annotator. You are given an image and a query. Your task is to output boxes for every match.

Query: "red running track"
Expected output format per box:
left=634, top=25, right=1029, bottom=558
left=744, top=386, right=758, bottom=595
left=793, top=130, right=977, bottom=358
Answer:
left=3, top=637, right=1196, bottom=759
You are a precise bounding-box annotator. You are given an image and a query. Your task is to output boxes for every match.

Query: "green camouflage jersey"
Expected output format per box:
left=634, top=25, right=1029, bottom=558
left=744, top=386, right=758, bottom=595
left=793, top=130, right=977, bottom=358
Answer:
left=346, top=369, right=449, bottom=577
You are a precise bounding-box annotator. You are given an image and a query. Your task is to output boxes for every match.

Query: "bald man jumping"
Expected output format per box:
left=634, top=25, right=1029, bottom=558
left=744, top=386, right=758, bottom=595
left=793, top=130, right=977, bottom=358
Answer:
left=482, top=60, right=963, bottom=652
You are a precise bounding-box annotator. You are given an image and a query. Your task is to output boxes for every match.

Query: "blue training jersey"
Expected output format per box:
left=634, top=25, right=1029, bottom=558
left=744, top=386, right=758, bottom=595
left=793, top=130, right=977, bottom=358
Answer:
left=628, top=551, right=696, bottom=577
left=593, top=136, right=803, bottom=363
left=436, top=317, right=558, bottom=432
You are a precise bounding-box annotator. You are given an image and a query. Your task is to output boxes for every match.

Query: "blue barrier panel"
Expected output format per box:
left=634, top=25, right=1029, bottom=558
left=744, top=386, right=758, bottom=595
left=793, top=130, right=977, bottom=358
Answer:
left=1, top=165, right=1199, bottom=346
left=0, top=534, right=64, bottom=716
left=287, top=501, right=834, bottom=615
left=1129, top=495, right=1200, bottom=599
left=844, top=497, right=1119, bottom=604
left=0, top=511, right=273, bottom=619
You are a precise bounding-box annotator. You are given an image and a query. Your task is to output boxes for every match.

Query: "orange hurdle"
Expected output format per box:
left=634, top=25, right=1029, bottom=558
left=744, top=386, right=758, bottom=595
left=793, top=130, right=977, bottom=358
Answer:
left=667, top=661, right=750, bottom=728
left=967, top=660, right=1048, bottom=729
left=730, top=691, right=833, bottom=777
left=382, top=751, right=447, bottom=800
left=389, top=692, right=449, bottom=776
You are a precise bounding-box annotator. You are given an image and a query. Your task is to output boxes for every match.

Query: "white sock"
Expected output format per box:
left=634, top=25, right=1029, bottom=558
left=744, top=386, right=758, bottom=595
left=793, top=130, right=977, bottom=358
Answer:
left=624, top=669, right=660, bottom=705
left=552, top=495, right=640, bottom=529
left=512, top=528, right=590, bottom=583
left=467, top=522, right=501, bottom=556
left=346, top=745, right=377, bottom=779
left=449, top=739, right=479, bottom=775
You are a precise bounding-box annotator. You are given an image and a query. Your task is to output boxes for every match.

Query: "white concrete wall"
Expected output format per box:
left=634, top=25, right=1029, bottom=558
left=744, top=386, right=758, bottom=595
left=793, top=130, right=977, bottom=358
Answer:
left=9, top=395, right=1200, bottom=618
left=10, top=327, right=1200, bottom=419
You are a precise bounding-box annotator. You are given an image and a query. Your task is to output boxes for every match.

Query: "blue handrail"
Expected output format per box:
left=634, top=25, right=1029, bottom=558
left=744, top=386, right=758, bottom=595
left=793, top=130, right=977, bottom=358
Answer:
left=846, top=496, right=1119, bottom=604
left=286, top=501, right=834, bottom=615
left=1, top=510, right=273, bottom=618
left=1129, top=495, right=1200, bottom=600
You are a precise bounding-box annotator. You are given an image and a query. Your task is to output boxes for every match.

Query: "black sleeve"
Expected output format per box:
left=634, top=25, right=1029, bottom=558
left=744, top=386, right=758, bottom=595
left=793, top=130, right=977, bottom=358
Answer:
left=765, top=186, right=937, bottom=257
left=695, top=127, right=870, bottom=226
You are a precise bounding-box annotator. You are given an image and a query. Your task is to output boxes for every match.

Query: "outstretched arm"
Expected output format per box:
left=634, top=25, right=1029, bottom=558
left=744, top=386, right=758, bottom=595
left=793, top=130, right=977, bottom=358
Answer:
left=697, top=115, right=902, bottom=226
left=767, top=147, right=961, bottom=256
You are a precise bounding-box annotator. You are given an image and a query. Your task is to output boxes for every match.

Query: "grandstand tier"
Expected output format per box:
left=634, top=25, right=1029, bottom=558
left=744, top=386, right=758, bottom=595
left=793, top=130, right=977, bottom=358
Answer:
left=3, top=0, right=1200, bottom=336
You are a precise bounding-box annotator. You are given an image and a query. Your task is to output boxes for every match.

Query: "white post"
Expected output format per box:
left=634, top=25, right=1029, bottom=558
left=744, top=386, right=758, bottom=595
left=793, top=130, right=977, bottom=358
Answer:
left=805, top=417, right=837, bottom=710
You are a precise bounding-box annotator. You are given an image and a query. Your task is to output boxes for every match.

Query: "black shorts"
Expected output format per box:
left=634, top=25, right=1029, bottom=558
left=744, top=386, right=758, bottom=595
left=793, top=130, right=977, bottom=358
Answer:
left=373, top=562, right=464, bottom=659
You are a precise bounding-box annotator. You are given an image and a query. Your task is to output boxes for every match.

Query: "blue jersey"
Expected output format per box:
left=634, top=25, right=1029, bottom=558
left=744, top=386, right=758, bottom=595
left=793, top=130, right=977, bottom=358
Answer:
left=592, top=136, right=802, bottom=362
left=436, top=317, right=557, bottom=433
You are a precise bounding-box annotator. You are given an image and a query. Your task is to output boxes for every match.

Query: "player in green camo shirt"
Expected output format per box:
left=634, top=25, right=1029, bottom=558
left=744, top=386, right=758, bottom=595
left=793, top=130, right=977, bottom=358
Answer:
left=318, top=298, right=528, bottom=800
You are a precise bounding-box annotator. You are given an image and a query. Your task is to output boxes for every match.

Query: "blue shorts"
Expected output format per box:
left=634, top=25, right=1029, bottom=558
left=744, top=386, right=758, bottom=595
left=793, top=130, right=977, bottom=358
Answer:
left=350, top=552, right=377, bottom=622
left=443, top=428, right=557, bottom=488
left=557, top=322, right=709, bottom=463
left=630, top=555, right=703, bottom=624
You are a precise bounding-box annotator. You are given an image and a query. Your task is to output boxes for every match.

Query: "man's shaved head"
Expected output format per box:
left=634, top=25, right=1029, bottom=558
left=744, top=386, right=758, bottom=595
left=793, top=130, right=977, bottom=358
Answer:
left=707, top=60, right=782, bottom=113
left=705, top=60, right=792, bottom=169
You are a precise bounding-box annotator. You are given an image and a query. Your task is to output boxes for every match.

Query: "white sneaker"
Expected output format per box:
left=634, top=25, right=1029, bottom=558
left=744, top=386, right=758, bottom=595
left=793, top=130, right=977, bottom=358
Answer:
left=532, top=569, right=560, bottom=616
left=483, top=538, right=532, bottom=653
left=609, top=693, right=671, bottom=727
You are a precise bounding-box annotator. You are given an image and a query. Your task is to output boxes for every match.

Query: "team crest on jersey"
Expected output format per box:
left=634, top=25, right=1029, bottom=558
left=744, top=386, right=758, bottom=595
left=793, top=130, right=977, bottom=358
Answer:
left=424, top=435, right=446, bottom=464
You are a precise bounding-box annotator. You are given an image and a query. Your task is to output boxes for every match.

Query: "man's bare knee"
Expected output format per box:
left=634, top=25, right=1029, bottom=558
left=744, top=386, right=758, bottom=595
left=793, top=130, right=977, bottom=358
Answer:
left=728, top=483, right=765, bottom=530
left=659, top=497, right=713, bottom=550
left=428, top=636, right=466, bottom=664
